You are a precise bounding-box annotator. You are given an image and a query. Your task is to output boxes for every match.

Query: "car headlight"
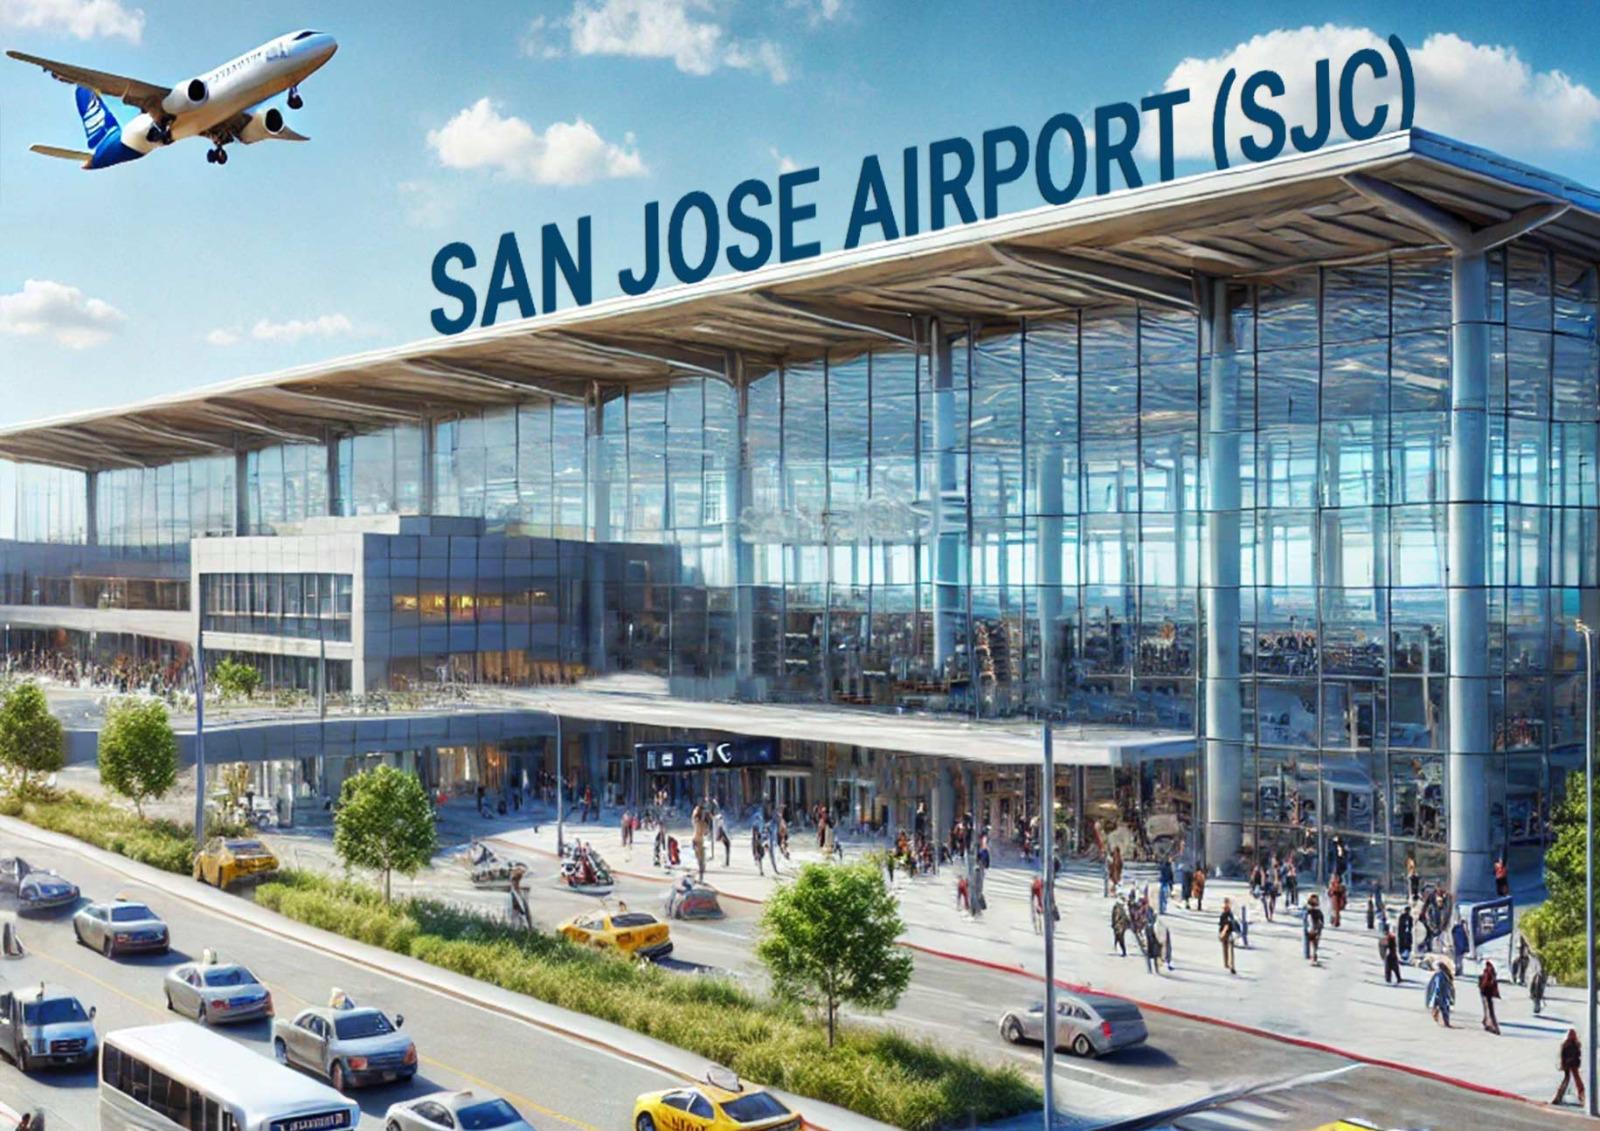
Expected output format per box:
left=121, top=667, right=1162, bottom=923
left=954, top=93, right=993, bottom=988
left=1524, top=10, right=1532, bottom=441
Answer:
left=347, top=1057, right=368, bottom=1070
left=403, top=1045, right=417, bottom=1065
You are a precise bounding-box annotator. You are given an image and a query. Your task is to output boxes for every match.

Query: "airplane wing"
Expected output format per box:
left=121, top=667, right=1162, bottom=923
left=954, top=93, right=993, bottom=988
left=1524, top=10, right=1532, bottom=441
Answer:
left=5, top=49, right=168, bottom=113
left=29, top=144, right=91, bottom=164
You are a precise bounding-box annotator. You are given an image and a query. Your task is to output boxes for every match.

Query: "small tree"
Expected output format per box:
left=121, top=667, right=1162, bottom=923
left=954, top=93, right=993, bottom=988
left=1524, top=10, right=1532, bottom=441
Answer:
left=757, top=860, right=913, bottom=1046
left=333, top=765, right=437, bottom=902
left=0, top=681, right=65, bottom=795
left=211, top=658, right=261, bottom=700
left=98, top=698, right=179, bottom=818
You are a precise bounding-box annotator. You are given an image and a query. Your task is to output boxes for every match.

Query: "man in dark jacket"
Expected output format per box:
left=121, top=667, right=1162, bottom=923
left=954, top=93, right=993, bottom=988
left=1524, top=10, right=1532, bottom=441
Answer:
left=1217, top=898, right=1239, bottom=975
left=1380, top=929, right=1403, bottom=984
left=1556, top=1029, right=1585, bottom=1105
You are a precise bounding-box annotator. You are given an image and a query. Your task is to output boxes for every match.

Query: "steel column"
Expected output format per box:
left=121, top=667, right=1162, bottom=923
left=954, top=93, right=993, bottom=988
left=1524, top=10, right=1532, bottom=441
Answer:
left=930, top=321, right=963, bottom=671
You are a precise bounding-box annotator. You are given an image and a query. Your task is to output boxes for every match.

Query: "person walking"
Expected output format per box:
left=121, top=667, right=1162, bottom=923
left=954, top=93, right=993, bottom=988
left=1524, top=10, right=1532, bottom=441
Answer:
left=1180, top=860, right=1194, bottom=910
left=1218, top=898, right=1239, bottom=975
left=1109, top=845, right=1124, bottom=889
left=751, top=822, right=766, bottom=877
left=764, top=805, right=783, bottom=876
left=1397, top=904, right=1415, bottom=963
left=1031, top=875, right=1046, bottom=935
left=1327, top=872, right=1347, bottom=929
left=1531, top=951, right=1549, bottom=1016
left=1261, top=863, right=1278, bottom=922
left=1479, top=959, right=1502, bottom=1034
left=1304, top=893, right=1325, bottom=965
left=715, top=808, right=731, bottom=867
left=820, top=816, right=837, bottom=862
left=1406, top=854, right=1420, bottom=904
left=1555, top=1029, right=1586, bottom=1106
left=1511, top=932, right=1531, bottom=985
left=1330, top=835, right=1349, bottom=881
left=1192, top=865, right=1207, bottom=912
left=1158, top=854, right=1174, bottom=915
left=1111, top=898, right=1131, bottom=957
left=620, top=808, right=634, bottom=849
left=1237, top=901, right=1250, bottom=948
left=1285, top=859, right=1299, bottom=908
left=1142, top=917, right=1162, bottom=975
left=1381, top=929, right=1403, bottom=984
left=1494, top=855, right=1510, bottom=898
left=1451, top=914, right=1470, bottom=971
left=1427, top=958, right=1456, bottom=1027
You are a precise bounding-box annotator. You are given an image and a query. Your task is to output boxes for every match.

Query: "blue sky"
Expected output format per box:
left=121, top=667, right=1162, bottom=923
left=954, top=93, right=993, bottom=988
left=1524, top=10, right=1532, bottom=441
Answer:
left=3, top=0, right=1600, bottom=426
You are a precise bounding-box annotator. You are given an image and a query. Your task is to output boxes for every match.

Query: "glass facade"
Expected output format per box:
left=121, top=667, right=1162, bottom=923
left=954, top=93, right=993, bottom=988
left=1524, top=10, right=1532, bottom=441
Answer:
left=200, top=572, right=354, bottom=641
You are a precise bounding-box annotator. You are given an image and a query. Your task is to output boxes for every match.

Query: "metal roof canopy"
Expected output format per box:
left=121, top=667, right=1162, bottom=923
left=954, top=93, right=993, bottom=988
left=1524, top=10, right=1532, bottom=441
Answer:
left=6, top=128, right=1600, bottom=471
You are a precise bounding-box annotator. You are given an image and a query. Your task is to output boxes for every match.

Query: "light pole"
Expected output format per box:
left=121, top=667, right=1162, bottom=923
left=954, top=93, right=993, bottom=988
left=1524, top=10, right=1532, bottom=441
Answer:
left=555, top=714, right=566, bottom=857
left=1581, top=618, right=1597, bottom=1119
left=1041, top=723, right=1056, bottom=1129
left=191, top=638, right=207, bottom=856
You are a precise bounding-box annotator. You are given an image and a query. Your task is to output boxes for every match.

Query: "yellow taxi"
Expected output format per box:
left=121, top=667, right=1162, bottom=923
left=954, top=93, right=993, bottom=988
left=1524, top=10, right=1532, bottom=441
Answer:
left=193, top=837, right=279, bottom=889
left=558, top=908, right=672, bottom=960
left=633, top=1069, right=800, bottom=1131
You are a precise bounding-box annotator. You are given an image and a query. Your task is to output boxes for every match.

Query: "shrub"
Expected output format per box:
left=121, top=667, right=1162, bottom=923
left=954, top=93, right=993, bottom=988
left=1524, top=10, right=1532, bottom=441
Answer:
left=255, top=871, right=1036, bottom=1129
left=4, top=790, right=195, bottom=873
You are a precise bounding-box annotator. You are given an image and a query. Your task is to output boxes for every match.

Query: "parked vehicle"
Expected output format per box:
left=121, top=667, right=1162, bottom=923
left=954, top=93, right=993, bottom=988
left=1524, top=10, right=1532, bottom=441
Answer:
left=558, top=909, right=672, bottom=960
left=73, top=897, right=169, bottom=956
left=633, top=1068, right=800, bottom=1131
left=998, top=992, right=1148, bottom=1057
left=0, top=983, right=96, bottom=1071
left=194, top=837, right=279, bottom=888
left=272, top=1005, right=416, bottom=1091
left=385, top=1089, right=536, bottom=1131
left=164, top=956, right=274, bottom=1024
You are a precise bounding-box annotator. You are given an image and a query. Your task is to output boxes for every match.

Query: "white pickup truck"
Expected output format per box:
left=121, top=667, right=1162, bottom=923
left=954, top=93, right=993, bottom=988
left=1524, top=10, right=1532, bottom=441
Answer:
left=0, top=984, right=97, bottom=1072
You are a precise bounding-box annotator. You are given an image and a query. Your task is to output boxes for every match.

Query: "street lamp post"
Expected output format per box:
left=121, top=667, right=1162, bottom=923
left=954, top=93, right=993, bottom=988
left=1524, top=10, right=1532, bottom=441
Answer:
left=1041, top=723, right=1056, bottom=1129
left=192, top=637, right=207, bottom=857
left=555, top=714, right=565, bottom=857
left=1581, top=619, right=1597, bottom=1119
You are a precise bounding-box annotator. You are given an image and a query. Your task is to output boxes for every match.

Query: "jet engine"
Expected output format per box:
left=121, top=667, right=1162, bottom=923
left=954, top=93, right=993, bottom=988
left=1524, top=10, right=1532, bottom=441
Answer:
left=236, top=107, right=286, bottom=142
left=161, top=77, right=209, bottom=116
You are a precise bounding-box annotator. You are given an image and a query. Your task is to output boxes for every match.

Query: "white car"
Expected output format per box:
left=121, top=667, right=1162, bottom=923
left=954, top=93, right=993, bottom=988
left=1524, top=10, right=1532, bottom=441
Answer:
left=999, top=991, right=1148, bottom=1057
left=163, top=960, right=273, bottom=1024
left=385, top=1090, right=536, bottom=1131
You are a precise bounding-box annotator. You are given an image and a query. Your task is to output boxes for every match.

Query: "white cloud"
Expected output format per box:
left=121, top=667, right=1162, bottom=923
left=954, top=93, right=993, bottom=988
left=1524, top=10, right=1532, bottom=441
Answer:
left=427, top=98, right=647, bottom=186
left=519, top=14, right=563, bottom=59
left=0, top=0, right=144, bottom=42
left=565, top=0, right=789, bottom=83
left=207, top=314, right=357, bottom=347
left=397, top=179, right=457, bottom=228
left=1150, top=26, right=1600, bottom=161
left=786, top=0, right=843, bottom=25
left=0, top=278, right=124, bottom=349
left=769, top=146, right=799, bottom=174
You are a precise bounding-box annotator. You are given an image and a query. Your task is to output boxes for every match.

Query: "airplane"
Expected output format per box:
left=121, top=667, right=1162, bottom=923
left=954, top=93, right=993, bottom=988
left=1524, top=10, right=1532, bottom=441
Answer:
left=6, top=29, right=337, bottom=169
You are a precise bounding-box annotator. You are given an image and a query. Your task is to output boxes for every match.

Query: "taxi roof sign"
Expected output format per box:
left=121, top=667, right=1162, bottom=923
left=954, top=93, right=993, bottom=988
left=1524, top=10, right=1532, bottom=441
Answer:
left=705, top=1066, right=743, bottom=1093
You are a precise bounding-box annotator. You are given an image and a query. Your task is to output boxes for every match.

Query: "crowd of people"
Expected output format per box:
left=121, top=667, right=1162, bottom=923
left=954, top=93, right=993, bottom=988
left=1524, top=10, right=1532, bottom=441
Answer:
left=4, top=647, right=186, bottom=695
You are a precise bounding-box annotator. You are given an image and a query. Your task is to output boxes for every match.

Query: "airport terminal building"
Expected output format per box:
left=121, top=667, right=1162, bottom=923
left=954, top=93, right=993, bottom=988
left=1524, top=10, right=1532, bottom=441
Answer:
left=3, top=130, right=1599, bottom=898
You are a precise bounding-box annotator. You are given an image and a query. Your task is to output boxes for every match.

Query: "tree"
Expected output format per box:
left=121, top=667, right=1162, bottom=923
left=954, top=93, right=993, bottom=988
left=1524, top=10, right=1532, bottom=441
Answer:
left=756, top=860, right=913, bottom=1047
left=211, top=658, right=261, bottom=700
left=0, top=681, right=64, bottom=795
left=333, top=765, right=437, bottom=902
left=98, top=698, right=179, bottom=818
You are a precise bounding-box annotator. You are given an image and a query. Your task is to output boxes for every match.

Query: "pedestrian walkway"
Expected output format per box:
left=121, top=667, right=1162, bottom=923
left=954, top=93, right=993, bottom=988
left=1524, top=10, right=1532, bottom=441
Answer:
left=492, top=808, right=1578, bottom=1110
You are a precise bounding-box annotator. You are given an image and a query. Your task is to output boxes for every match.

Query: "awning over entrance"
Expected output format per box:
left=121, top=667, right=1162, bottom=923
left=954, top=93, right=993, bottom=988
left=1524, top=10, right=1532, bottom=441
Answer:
left=505, top=674, right=1193, bottom=768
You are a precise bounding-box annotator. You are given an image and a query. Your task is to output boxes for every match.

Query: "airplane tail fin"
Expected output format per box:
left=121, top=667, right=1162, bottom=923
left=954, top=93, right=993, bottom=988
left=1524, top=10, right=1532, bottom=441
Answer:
left=30, top=144, right=92, bottom=166
left=75, top=84, right=118, bottom=149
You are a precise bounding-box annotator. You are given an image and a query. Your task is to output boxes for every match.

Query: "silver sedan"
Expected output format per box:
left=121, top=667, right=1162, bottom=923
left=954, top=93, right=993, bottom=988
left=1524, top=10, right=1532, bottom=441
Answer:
left=385, top=1090, right=536, bottom=1131
left=998, top=991, right=1148, bottom=1058
left=163, top=961, right=273, bottom=1024
left=273, top=1006, right=417, bottom=1091
left=71, top=899, right=169, bottom=957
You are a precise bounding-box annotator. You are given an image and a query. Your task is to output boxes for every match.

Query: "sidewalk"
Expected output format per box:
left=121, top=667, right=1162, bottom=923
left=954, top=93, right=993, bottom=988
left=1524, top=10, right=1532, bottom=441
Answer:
left=0, top=812, right=893, bottom=1131
left=492, top=810, right=1576, bottom=1110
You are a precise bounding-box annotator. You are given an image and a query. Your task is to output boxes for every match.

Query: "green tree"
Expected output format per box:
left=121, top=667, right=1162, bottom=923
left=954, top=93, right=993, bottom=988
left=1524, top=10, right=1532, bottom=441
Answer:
left=211, top=658, right=261, bottom=700
left=333, top=765, right=437, bottom=902
left=0, top=681, right=65, bottom=795
left=98, top=698, right=179, bottom=818
left=756, top=860, right=913, bottom=1047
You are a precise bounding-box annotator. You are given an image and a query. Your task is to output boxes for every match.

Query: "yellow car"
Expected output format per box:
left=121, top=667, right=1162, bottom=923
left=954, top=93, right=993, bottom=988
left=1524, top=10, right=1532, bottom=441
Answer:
left=193, top=837, right=279, bottom=889
left=633, top=1069, right=800, bottom=1131
left=558, top=909, right=673, bottom=960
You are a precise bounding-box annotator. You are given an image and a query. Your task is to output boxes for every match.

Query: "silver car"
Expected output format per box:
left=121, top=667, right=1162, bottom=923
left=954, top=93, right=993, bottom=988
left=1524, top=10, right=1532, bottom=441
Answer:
left=998, top=991, right=1148, bottom=1057
left=163, top=960, right=274, bottom=1024
left=0, top=859, right=79, bottom=913
left=72, top=898, right=169, bottom=957
left=385, top=1090, right=535, bottom=1131
left=273, top=1006, right=416, bottom=1091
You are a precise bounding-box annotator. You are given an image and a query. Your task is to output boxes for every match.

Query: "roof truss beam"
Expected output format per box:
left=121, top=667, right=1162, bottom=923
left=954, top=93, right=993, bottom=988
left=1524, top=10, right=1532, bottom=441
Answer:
left=750, top=293, right=916, bottom=345
left=544, top=333, right=729, bottom=380
left=1342, top=173, right=1570, bottom=256
left=989, top=245, right=1196, bottom=310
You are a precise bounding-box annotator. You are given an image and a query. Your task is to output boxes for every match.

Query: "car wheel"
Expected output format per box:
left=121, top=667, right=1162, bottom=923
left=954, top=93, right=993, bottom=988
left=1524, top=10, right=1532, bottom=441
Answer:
left=330, top=1061, right=346, bottom=1092
left=273, top=1038, right=288, bottom=1065
left=636, top=1116, right=656, bottom=1131
left=196, top=1004, right=208, bottom=1026
left=387, top=1123, right=402, bottom=1131
left=164, top=992, right=174, bottom=1012
left=17, top=1044, right=30, bottom=1074
left=72, top=922, right=84, bottom=947
left=102, top=937, right=113, bottom=958
left=1003, top=1017, right=1025, bottom=1044
left=1071, top=1033, right=1095, bottom=1058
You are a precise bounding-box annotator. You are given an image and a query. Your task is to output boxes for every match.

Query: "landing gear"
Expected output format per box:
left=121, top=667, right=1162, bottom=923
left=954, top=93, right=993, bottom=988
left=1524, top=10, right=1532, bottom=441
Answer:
left=206, top=146, right=228, bottom=165
left=287, top=85, right=304, bottom=111
left=146, top=119, right=174, bottom=145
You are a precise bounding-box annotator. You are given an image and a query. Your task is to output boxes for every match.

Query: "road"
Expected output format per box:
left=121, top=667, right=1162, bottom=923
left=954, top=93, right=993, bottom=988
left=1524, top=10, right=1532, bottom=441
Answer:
left=0, top=836, right=678, bottom=1131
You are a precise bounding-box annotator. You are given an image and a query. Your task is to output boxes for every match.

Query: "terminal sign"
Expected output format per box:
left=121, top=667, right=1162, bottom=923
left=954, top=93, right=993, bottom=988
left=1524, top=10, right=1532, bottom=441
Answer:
left=637, top=738, right=780, bottom=773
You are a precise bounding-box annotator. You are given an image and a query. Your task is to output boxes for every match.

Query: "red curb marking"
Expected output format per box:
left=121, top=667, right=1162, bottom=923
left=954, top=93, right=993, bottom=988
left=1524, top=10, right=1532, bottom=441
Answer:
left=899, top=939, right=1575, bottom=1116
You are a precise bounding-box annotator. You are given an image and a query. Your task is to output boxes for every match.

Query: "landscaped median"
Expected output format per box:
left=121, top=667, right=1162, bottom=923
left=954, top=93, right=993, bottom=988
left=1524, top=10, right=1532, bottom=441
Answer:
left=0, top=789, right=195, bottom=874
left=257, top=870, right=1038, bottom=1130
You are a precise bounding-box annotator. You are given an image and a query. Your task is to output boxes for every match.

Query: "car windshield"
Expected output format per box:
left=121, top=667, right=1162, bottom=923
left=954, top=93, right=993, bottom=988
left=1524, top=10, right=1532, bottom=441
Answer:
left=456, top=1100, right=521, bottom=1129
left=24, top=874, right=65, bottom=888
left=721, top=1093, right=790, bottom=1122
left=111, top=904, right=155, bottom=922
left=333, top=1012, right=394, bottom=1039
left=203, top=967, right=257, bottom=987
left=23, top=997, right=87, bottom=1025
left=612, top=913, right=656, bottom=928
left=225, top=840, right=268, bottom=854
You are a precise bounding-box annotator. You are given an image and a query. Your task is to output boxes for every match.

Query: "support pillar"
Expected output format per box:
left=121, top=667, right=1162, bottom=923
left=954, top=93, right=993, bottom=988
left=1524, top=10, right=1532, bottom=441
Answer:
left=326, top=434, right=341, bottom=517
left=587, top=387, right=610, bottom=675
left=729, top=354, right=755, bottom=683
left=930, top=322, right=964, bottom=674
left=1202, top=279, right=1244, bottom=870
left=233, top=448, right=249, bottom=535
left=84, top=470, right=98, bottom=546
left=1448, top=251, right=1494, bottom=900
left=1036, top=444, right=1064, bottom=701
left=418, top=419, right=436, bottom=517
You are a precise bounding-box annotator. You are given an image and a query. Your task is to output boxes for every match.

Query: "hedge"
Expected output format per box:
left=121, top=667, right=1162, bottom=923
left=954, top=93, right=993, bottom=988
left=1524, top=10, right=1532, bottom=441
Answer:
left=257, top=871, right=1037, bottom=1130
left=0, top=790, right=196, bottom=873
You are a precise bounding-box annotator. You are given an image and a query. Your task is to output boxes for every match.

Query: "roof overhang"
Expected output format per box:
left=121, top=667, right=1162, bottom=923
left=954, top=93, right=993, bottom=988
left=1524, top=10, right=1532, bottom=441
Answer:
left=6, top=128, right=1600, bottom=471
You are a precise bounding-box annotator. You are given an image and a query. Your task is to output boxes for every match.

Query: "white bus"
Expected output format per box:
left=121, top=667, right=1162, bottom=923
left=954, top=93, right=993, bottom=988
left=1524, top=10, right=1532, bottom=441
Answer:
left=100, top=1023, right=359, bottom=1131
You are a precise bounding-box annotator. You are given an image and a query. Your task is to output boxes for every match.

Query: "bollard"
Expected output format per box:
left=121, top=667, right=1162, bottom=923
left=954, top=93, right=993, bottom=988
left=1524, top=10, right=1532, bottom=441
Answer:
left=2, top=920, right=24, bottom=958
